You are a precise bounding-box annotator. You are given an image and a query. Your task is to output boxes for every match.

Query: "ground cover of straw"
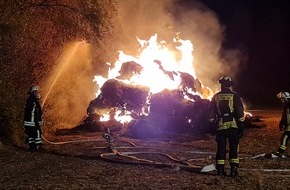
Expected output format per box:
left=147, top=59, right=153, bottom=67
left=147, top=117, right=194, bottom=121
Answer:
left=1, top=110, right=290, bottom=189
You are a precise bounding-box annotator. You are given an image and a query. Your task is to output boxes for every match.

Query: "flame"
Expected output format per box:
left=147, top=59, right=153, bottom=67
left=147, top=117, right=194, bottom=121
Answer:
left=93, top=34, right=214, bottom=124
left=94, top=34, right=212, bottom=95
left=99, top=107, right=133, bottom=124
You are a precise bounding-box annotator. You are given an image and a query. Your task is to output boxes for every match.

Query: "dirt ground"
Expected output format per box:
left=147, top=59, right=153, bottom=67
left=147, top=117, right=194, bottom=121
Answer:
left=1, top=109, right=290, bottom=190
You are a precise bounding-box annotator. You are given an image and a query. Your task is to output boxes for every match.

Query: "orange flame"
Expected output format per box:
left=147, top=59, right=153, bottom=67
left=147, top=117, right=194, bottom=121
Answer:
left=93, top=34, right=214, bottom=123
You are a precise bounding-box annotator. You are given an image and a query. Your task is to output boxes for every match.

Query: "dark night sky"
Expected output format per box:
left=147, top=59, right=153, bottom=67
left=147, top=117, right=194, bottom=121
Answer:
left=188, top=0, right=290, bottom=108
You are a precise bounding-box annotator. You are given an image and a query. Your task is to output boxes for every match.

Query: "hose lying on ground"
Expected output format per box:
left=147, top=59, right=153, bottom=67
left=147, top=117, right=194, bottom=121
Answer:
left=41, top=130, right=290, bottom=173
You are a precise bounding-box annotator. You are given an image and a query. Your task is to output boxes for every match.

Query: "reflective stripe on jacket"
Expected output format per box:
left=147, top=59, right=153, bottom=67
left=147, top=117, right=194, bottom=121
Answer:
left=24, top=95, right=43, bottom=127
left=208, top=88, right=245, bottom=131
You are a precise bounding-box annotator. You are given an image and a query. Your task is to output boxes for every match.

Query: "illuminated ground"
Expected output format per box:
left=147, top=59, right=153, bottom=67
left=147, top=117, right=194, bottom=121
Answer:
left=1, top=109, right=290, bottom=189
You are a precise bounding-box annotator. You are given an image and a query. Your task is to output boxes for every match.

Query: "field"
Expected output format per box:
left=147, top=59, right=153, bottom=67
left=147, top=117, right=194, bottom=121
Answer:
left=1, top=110, right=290, bottom=190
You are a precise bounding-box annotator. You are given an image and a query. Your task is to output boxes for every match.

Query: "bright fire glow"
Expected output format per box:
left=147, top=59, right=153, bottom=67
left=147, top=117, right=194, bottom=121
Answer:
left=93, top=34, right=214, bottom=124
left=99, top=110, right=133, bottom=124
left=93, top=34, right=212, bottom=95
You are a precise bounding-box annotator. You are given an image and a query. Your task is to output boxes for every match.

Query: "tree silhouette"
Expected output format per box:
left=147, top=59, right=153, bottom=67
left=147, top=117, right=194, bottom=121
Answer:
left=0, top=0, right=119, bottom=143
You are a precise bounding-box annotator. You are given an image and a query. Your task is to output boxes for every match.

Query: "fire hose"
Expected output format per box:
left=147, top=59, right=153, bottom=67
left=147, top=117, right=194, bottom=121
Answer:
left=42, top=135, right=106, bottom=145
left=99, top=129, right=215, bottom=173
left=42, top=129, right=290, bottom=174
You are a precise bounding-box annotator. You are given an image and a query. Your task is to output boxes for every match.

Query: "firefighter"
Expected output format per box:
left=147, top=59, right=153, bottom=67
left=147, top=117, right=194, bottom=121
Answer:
left=24, top=85, right=43, bottom=151
left=274, top=92, right=290, bottom=157
left=208, top=76, right=245, bottom=177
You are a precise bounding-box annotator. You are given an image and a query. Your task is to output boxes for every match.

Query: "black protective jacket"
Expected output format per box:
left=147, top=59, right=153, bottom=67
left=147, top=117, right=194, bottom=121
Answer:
left=208, top=87, right=245, bottom=130
left=279, top=102, right=290, bottom=131
left=24, top=95, right=43, bottom=127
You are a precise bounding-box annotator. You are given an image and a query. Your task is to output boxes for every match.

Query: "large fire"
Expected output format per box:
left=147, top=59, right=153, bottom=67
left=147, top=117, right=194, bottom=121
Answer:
left=76, top=34, right=254, bottom=137
left=94, top=34, right=212, bottom=96
left=91, top=34, right=214, bottom=125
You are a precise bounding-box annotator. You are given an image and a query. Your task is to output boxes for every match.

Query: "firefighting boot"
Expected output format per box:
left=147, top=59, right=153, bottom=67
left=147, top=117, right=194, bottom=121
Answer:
left=217, top=165, right=227, bottom=176
left=272, top=151, right=283, bottom=158
left=230, top=166, right=238, bottom=177
left=36, top=144, right=44, bottom=152
left=28, top=143, right=36, bottom=152
left=273, top=149, right=285, bottom=158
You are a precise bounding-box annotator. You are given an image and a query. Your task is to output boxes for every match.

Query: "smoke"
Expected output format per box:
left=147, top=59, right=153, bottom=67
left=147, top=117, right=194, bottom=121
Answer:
left=115, top=0, right=177, bottom=52
left=42, top=41, right=96, bottom=129
left=41, top=0, right=244, bottom=130
left=115, top=0, right=243, bottom=91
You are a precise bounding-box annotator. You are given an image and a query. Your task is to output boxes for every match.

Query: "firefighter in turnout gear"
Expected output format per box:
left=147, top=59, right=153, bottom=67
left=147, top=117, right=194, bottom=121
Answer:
left=208, top=76, right=245, bottom=177
left=274, top=91, right=290, bottom=157
left=24, top=85, right=43, bottom=151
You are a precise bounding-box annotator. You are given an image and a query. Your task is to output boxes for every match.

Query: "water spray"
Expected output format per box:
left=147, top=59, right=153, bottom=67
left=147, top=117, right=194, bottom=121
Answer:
left=41, top=40, right=88, bottom=107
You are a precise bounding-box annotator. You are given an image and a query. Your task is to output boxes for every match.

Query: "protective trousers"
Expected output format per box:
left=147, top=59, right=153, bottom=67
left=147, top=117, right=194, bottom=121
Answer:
left=24, top=125, right=42, bottom=150
left=216, top=128, right=239, bottom=167
left=278, top=131, right=290, bottom=155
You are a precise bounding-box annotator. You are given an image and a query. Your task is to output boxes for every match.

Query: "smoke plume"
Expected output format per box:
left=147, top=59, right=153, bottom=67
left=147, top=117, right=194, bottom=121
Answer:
left=114, top=0, right=242, bottom=90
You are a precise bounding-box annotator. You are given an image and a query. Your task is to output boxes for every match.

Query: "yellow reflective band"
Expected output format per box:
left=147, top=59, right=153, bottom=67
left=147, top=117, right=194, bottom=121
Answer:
left=280, top=145, right=287, bottom=150
left=218, top=121, right=238, bottom=130
left=216, top=94, right=234, bottom=113
left=217, top=94, right=234, bottom=101
left=239, top=117, right=245, bottom=122
left=230, top=158, right=239, bottom=164
left=217, top=160, right=225, bottom=165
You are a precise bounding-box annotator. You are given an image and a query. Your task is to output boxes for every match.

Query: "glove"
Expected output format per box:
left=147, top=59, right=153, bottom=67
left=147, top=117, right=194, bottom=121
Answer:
left=238, top=122, right=245, bottom=138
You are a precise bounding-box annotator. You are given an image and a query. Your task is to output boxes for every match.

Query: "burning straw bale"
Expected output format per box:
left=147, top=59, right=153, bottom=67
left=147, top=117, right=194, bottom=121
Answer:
left=179, top=72, right=202, bottom=93
left=117, top=61, right=143, bottom=80
left=75, top=79, right=150, bottom=132
left=78, top=88, right=210, bottom=138
left=127, top=118, right=162, bottom=139
left=148, top=89, right=210, bottom=134
left=100, top=79, right=149, bottom=110
left=67, top=77, right=262, bottom=138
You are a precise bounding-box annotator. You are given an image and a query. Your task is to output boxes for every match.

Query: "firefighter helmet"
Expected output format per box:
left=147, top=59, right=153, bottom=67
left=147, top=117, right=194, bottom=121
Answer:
left=28, top=85, right=41, bottom=99
left=218, top=76, right=232, bottom=87
left=29, top=85, right=39, bottom=93
left=277, top=92, right=290, bottom=99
